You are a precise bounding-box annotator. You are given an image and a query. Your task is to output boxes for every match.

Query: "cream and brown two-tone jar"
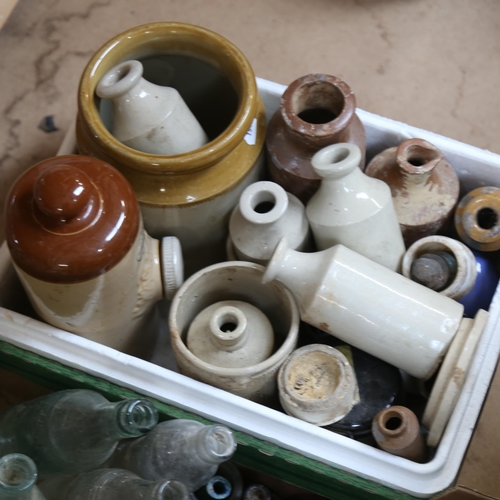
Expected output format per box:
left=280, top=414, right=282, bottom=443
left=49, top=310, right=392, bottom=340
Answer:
left=5, top=155, right=181, bottom=359
left=77, top=23, right=266, bottom=275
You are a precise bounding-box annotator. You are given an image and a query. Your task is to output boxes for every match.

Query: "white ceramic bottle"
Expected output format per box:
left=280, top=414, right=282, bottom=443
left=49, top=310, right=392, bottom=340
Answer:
left=186, top=300, right=274, bottom=368
left=228, top=181, right=310, bottom=265
left=263, top=238, right=470, bottom=380
left=96, top=60, right=208, bottom=155
left=306, top=143, right=405, bottom=272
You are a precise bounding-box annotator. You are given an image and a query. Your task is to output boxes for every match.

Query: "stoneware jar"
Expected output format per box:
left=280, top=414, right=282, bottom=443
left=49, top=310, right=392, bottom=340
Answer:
left=365, top=138, right=460, bottom=247
left=169, top=261, right=299, bottom=405
left=96, top=59, right=208, bottom=155
left=5, top=155, right=184, bottom=359
left=277, top=344, right=359, bottom=426
left=228, top=181, right=311, bottom=265
left=372, top=406, right=427, bottom=463
left=186, top=300, right=275, bottom=368
left=454, top=186, right=500, bottom=251
left=266, top=74, right=366, bottom=204
left=77, top=23, right=267, bottom=275
left=402, top=235, right=477, bottom=300
left=306, top=143, right=405, bottom=272
left=263, top=238, right=488, bottom=381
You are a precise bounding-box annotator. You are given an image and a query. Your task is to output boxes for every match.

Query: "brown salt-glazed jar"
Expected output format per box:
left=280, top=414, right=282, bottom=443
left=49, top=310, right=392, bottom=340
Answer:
left=266, top=74, right=366, bottom=204
left=365, top=138, right=460, bottom=247
left=5, top=155, right=165, bottom=358
left=372, top=406, right=427, bottom=463
left=77, top=23, right=266, bottom=276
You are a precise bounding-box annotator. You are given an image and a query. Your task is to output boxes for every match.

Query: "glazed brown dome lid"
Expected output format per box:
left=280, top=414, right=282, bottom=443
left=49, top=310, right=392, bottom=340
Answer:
left=6, top=155, right=140, bottom=283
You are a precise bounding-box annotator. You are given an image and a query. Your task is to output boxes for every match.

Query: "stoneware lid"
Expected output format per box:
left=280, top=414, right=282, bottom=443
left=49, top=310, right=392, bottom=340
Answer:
left=6, top=155, right=140, bottom=283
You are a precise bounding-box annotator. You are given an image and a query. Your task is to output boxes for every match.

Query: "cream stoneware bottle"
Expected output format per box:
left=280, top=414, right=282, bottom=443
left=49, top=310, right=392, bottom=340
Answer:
left=263, top=238, right=488, bottom=381
left=228, top=181, right=310, bottom=265
left=96, top=59, right=208, bottom=155
left=5, top=155, right=184, bottom=358
left=306, top=143, right=405, bottom=272
left=186, top=300, right=275, bottom=368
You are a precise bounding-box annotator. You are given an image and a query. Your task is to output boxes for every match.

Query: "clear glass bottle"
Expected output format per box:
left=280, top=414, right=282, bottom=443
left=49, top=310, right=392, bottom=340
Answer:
left=39, top=468, right=189, bottom=500
left=0, top=454, right=46, bottom=500
left=108, top=420, right=236, bottom=492
left=0, top=390, right=158, bottom=476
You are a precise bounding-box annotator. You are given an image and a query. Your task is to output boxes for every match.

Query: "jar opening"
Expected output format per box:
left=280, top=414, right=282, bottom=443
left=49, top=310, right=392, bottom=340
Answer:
left=404, top=144, right=440, bottom=167
left=477, top=207, right=498, bottom=230
left=292, top=81, right=345, bottom=124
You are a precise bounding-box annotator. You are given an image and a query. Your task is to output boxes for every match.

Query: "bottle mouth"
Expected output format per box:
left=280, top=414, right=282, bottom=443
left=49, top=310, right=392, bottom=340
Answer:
left=202, top=425, right=237, bottom=463
left=118, top=399, right=159, bottom=436
left=158, top=479, right=190, bottom=500
left=204, top=475, right=233, bottom=500
left=239, top=181, right=288, bottom=225
left=311, top=143, right=361, bottom=179
left=0, top=454, right=37, bottom=493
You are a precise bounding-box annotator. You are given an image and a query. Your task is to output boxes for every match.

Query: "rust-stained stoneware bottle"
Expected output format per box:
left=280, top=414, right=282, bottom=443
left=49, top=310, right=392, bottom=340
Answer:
left=5, top=155, right=181, bottom=358
left=372, top=406, right=427, bottom=463
left=266, top=73, right=366, bottom=204
left=77, top=23, right=266, bottom=276
left=365, top=138, right=460, bottom=247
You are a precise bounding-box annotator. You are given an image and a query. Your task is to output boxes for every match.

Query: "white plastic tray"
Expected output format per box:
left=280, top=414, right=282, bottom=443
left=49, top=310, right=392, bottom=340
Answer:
left=1, top=77, right=500, bottom=498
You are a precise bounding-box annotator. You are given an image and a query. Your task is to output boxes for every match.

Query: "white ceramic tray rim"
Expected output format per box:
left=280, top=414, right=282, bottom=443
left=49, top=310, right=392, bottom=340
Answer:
left=1, top=77, right=500, bottom=498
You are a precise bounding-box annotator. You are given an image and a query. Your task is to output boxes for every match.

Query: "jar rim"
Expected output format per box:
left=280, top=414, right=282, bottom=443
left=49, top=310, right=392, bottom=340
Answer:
left=77, top=22, right=259, bottom=175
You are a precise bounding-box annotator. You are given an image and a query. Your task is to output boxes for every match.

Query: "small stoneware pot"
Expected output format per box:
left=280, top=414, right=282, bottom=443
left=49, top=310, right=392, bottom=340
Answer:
left=96, top=59, right=208, bottom=155
left=454, top=186, right=500, bottom=252
left=402, top=235, right=477, bottom=300
left=77, top=23, right=266, bottom=275
left=278, top=344, right=359, bottom=426
left=5, top=155, right=184, bottom=358
left=169, top=262, right=299, bottom=404
left=228, top=181, right=311, bottom=265
left=306, top=143, right=405, bottom=272
left=266, top=74, right=366, bottom=204
left=365, top=138, right=460, bottom=247
left=263, top=238, right=485, bottom=381
left=372, top=406, right=427, bottom=463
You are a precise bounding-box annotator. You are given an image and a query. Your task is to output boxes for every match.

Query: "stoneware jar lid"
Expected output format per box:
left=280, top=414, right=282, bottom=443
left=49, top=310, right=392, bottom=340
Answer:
left=6, top=154, right=140, bottom=283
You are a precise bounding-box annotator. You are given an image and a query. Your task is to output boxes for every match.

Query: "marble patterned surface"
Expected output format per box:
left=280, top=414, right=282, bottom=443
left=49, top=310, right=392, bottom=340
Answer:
left=0, top=0, right=499, bottom=241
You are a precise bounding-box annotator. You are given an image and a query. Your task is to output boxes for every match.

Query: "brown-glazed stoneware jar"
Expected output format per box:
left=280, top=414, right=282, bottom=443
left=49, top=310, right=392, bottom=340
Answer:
left=266, top=74, right=366, bottom=204
left=5, top=155, right=164, bottom=358
left=365, top=138, right=460, bottom=247
left=76, top=23, right=266, bottom=275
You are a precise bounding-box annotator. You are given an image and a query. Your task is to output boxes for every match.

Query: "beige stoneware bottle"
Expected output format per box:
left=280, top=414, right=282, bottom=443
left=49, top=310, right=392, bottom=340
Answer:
left=228, top=181, right=310, bottom=265
left=306, top=143, right=405, bottom=272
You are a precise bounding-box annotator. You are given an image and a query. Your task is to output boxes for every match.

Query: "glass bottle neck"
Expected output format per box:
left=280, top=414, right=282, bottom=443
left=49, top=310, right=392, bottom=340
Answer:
left=99, top=399, right=158, bottom=440
left=190, top=425, right=236, bottom=465
left=0, top=454, right=45, bottom=500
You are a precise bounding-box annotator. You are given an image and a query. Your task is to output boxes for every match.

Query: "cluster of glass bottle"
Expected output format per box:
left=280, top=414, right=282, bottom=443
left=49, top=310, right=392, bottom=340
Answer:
left=0, top=389, right=236, bottom=499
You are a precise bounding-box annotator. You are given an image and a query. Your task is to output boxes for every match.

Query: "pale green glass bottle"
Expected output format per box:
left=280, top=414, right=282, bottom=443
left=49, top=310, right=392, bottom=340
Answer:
left=0, top=389, right=158, bottom=476
left=0, top=454, right=46, bottom=500
left=108, top=420, right=236, bottom=491
left=39, top=468, right=189, bottom=500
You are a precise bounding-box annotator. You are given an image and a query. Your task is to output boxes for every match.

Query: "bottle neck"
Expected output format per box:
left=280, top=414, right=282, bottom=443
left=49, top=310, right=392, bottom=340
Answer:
left=209, top=305, right=248, bottom=352
left=190, top=425, right=236, bottom=466
left=0, top=454, right=44, bottom=500
left=263, top=238, right=327, bottom=308
left=99, top=399, right=159, bottom=440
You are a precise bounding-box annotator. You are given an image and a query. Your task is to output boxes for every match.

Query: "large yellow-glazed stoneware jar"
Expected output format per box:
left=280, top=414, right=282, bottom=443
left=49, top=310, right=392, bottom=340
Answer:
left=77, top=23, right=266, bottom=275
